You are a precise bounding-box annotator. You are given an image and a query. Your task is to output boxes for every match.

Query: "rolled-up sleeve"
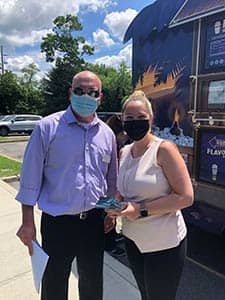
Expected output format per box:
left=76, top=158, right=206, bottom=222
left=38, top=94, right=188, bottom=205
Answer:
left=16, top=123, right=46, bottom=206
left=106, top=134, right=118, bottom=197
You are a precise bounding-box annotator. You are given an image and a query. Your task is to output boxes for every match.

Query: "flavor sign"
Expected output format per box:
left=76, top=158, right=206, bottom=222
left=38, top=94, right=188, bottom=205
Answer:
left=205, top=18, right=225, bottom=71
left=196, top=127, right=225, bottom=187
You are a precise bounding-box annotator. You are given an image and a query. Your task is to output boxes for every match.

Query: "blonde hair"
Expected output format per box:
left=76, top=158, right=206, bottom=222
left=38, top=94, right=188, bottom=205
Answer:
left=122, top=90, right=153, bottom=116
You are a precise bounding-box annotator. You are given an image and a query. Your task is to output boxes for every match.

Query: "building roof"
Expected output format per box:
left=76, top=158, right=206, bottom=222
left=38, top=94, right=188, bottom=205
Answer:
left=170, top=0, right=225, bottom=27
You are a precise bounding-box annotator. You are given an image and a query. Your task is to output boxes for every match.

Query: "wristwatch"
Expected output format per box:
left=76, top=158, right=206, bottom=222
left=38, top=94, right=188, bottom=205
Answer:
left=139, top=200, right=148, bottom=218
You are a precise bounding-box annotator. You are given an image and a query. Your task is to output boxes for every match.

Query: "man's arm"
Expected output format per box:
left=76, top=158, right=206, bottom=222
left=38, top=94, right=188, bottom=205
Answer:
left=16, top=205, right=36, bottom=255
left=16, top=123, right=47, bottom=255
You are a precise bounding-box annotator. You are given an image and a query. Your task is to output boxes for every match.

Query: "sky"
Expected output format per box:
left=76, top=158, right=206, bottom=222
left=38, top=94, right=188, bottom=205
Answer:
left=0, top=0, right=156, bottom=80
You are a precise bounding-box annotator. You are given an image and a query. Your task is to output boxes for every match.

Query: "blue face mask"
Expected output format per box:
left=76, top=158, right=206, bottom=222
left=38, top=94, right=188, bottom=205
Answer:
left=71, top=94, right=99, bottom=117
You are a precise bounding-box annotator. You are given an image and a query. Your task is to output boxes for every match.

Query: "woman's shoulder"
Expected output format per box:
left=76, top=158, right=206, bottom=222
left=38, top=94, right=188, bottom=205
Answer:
left=158, top=139, right=179, bottom=152
left=157, top=139, right=180, bottom=165
left=119, top=143, right=132, bottom=160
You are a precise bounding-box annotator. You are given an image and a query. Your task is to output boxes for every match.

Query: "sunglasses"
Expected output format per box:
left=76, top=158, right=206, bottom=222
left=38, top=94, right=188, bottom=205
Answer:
left=73, top=87, right=100, bottom=98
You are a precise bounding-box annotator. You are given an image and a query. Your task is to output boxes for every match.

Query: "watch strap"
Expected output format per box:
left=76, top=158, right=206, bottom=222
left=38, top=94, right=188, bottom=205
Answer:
left=139, top=200, right=148, bottom=217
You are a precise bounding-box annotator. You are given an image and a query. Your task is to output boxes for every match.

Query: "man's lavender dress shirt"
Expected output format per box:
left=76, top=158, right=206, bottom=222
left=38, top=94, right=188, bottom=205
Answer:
left=16, top=106, right=118, bottom=216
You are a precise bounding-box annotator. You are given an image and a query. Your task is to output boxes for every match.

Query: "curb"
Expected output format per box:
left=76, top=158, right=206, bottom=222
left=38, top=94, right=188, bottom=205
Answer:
left=0, top=137, right=29, bottom=143
left=1, top=175, right=20, bottom=182
left=0, top=153, right=22, bottom=163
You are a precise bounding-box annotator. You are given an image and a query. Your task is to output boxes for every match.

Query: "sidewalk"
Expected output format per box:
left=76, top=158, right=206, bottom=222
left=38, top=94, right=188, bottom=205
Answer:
left=0, top=179, right=140, bottom=300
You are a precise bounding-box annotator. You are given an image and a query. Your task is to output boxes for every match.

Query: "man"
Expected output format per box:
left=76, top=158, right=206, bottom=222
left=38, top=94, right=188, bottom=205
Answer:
left=16, top=71, right=117, bottom=300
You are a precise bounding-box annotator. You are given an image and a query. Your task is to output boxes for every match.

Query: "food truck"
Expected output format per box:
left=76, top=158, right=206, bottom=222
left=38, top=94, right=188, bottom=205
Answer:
left=124, top=0, right=225, bottom=236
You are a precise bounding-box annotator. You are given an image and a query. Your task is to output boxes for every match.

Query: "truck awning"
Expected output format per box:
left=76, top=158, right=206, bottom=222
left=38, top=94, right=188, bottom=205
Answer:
left=123, top=0, right=186, bottom=43
left=170, top=0, right=225, bottom=27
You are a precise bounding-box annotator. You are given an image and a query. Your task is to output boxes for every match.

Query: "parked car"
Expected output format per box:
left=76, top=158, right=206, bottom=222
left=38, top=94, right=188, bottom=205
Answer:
left=0, top=115, right=8, bottom=121
left=97, top=112, right=121, bottom=122
left=0, top=114, right=42, bottom=136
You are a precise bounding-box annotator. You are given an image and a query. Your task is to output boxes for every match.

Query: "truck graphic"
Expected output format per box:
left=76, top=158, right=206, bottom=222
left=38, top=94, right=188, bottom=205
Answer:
left=124, top=0, right=225, bottom=236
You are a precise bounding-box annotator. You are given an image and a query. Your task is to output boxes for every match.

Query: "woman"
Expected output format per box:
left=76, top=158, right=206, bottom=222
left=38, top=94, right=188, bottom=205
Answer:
left=108, top=90, right=194, bottom=300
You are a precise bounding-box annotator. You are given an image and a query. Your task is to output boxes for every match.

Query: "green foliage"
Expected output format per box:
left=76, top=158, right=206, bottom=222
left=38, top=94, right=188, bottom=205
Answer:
left=15, top=87, right=45, bottom=115
left=0, top=70, right=45, bottom=115
left=40, top=61, right=132, bottom=116
left=88, top=61, right=133, bottom=112
left=40, top=62, right=78, bottom=115
left=20, top=63, right=40, bottom=88
left=0, top=72, right=23, bottom=114
left=41, top=14, right=94, bottom=67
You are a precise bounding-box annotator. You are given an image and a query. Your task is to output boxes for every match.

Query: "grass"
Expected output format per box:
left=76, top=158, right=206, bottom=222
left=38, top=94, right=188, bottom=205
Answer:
left=0, top=155, right=21, bottom=177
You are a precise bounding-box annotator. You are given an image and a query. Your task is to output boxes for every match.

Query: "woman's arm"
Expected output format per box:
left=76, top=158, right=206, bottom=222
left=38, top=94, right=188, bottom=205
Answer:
left=144, top=140, right=194, bottom=215
left=112, top=140, right=194, bottom=220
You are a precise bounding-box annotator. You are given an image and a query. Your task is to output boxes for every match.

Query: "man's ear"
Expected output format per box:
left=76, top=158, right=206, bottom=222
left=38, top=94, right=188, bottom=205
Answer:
left=68, top=87, right=72, bottom=102
left=98, top=92, right=103, bottom=106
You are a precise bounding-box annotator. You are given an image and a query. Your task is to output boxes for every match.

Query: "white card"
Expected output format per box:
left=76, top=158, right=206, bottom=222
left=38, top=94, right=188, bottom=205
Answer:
left=102, top=154, right=111, bottom=163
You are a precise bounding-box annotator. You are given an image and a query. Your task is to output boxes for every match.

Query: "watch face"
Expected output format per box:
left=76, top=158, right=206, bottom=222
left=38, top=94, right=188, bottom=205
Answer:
left=140, top=208, right=148, bottom=217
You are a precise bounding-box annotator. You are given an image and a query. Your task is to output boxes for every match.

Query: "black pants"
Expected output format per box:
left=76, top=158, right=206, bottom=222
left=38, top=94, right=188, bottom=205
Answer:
left=125, top=237, right=187, bottom=300
left=40, top=210, right=105, bottom=300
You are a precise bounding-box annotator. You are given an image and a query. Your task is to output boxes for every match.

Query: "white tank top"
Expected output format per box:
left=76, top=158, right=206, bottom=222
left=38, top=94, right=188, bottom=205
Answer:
left=117, top=138, right=187, bottom=253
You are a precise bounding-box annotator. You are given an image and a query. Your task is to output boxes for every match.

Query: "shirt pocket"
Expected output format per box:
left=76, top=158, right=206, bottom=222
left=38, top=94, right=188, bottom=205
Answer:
left=99, top=150, right=112, bottom=176
left=90, top=143, right=112, bottom=176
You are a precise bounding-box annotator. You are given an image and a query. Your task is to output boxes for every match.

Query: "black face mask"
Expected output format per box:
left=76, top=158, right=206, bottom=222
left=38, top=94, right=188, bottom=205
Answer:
left=123, top=119, right=150, bottom=141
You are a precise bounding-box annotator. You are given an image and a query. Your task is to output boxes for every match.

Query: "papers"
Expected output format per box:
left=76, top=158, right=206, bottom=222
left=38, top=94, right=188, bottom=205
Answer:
left=31, top=240, right=49, bottom=293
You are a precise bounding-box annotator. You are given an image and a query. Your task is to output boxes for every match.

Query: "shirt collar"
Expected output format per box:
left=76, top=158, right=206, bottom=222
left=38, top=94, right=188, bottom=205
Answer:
left=64, top=105, right=100, bottom=127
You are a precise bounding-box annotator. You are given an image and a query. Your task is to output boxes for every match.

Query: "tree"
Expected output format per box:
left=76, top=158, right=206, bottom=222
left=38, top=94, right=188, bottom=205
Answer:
left=88, top=62, right=132, bottom=112
left=0, top=72, right=23, bottom=114
left=14, top=87, right=45, bottom=115
left=40, top=62, right=76, bottom=115
left=40, top=14, right=95, bottom=115
left=20, top=63, right=40, bottom=88
left=41, top=15, right=94, bottom=67
left=41, top=61, right=133, bottom=116
left=0, top=69, right=45, bottom=115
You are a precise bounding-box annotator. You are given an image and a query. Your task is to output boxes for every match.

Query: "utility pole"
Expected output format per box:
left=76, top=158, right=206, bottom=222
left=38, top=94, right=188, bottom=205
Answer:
left=1, top=45, right=4, bottom=75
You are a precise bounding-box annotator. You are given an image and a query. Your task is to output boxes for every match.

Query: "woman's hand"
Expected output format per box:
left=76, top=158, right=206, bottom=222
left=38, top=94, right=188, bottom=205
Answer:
left=106, top=202, right=140, bottom=221
left=120, top=202, right=140, bottom=220
left=104, top=215, right=116, bottom=233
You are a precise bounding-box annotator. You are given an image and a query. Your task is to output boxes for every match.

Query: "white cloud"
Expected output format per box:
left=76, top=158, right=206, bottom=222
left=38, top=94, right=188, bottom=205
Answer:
left=104, top=9, right=137, bottom=41
left=7, top=55, right=38, bottom=72
left=0, top=0, right=114, bottom=48
left=79, top=0, right=115, bottom=12
left=6, top=52, right=51, bottom=79
left=94, top=44, right=132, bottom=68
left=5, top=29, right=52, bottom=47
left=93, top=29, right=115, bottom=50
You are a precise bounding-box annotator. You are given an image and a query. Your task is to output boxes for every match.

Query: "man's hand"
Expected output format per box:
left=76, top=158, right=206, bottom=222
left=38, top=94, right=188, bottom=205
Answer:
left=16, top=223, right=36, bottom=256
left=104, top=215, right=116, bottom=234
left=16, top=204, right=36, bottom=256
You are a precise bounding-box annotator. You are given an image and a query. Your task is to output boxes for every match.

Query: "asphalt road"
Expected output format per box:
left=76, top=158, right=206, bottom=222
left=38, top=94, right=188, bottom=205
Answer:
left=0, top=141, right=26, bottom=161
left=1, top=141, right=225, bottom=299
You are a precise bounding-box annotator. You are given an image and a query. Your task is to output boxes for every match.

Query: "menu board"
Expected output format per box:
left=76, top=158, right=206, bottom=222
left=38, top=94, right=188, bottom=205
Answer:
left=196, top=127, right=225, bottom=187
left=205, top=18, right=225, bottom=70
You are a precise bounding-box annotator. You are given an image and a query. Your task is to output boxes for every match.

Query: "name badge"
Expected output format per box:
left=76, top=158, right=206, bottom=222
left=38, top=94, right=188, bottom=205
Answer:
left=102, top=154, right=111, bottom=163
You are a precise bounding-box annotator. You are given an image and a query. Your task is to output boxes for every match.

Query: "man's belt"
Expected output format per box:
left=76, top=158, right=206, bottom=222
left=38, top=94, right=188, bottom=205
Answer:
left=73, top=208, right=104, bottom=220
